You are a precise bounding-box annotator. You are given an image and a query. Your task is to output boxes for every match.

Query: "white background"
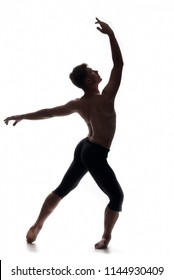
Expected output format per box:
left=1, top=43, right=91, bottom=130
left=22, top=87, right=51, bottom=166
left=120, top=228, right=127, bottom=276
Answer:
left=1, top=0, right=174, bottom=278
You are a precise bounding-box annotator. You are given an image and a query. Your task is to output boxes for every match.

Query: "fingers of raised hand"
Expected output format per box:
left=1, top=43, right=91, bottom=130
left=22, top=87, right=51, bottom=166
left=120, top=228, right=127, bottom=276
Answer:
left=95, top=18, right=103, bottom=32
left=95, top=17, right=101, bottom=24
left=96, top=26, right=102, bottom=32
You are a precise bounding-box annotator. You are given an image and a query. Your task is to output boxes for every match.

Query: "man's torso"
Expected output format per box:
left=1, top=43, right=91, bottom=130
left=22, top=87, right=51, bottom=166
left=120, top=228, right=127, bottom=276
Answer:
left=76, top=94, right=116, bottom=149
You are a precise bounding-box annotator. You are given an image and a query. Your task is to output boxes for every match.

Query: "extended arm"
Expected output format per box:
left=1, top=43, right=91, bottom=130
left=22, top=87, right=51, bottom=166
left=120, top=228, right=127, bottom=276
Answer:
left=4, top=99, right=79, bottom=126
left=95, top=18, right=123, bottom=97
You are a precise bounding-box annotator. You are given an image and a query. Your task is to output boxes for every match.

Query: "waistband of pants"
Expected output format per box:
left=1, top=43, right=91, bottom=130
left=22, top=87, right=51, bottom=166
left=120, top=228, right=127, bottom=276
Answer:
left=85, top=137, right=110, bottom=152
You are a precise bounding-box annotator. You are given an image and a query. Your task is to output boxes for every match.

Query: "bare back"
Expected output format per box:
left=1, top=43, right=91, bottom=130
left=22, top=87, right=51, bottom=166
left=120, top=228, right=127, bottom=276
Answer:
left=69, top=20, right=123, bottom=149
left=76, top=94, right=116, bottom=149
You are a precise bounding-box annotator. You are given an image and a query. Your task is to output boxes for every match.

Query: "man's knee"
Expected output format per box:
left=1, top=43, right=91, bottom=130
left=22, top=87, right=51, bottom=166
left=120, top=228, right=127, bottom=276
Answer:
left=108, top=189, right=124, bottom=212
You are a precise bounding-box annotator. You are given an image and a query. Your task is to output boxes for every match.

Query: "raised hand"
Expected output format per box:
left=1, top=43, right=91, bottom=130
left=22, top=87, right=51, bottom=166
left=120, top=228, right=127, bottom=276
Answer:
left=95, top=17, right=113, bottom=35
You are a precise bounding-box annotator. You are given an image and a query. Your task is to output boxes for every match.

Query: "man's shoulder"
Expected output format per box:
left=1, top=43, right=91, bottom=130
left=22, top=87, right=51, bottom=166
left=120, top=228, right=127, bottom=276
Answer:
left=67, top=98, right=82, bottom=113
left=70, top=97, right=81, bottom=104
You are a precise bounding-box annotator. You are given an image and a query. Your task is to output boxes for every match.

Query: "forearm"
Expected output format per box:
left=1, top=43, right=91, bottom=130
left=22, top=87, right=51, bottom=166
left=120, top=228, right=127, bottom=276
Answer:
left=108, top=31, right=123, bottom=66
left=21, top=109, right=53, bottom=121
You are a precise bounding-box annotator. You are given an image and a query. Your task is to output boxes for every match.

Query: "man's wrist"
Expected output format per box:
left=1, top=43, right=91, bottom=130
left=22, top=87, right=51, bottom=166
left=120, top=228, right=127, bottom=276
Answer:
left=108, top=30, right=115, bottom=37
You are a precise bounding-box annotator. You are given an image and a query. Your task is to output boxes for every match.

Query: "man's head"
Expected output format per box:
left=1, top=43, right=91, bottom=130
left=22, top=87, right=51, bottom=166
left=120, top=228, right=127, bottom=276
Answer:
left=69, top=63, right=102, bottom=91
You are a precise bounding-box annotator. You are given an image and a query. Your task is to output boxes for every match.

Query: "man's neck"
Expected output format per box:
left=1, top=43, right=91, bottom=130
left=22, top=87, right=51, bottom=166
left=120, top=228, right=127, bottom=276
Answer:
left=84, top=88, right=100, bottom=97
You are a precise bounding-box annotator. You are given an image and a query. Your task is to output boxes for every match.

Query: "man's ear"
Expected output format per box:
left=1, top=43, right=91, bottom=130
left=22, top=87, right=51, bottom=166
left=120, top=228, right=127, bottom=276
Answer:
left=85, top=77, right=92, bottom=85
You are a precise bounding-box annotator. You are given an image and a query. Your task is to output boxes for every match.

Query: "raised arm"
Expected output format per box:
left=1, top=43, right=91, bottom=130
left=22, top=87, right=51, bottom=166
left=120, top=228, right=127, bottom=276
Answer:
left=4, top=99, right=79, bottom=126
left=95, top=18, right=123, bottom=98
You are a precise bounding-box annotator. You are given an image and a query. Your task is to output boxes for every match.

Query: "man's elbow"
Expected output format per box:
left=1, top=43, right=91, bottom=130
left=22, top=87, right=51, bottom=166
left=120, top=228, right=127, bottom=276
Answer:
left=114, top=57, right=124, bottom=69
left=42, top=109, right=54, bottom=119
left=115, top=60, right=124, bottom=70
left=119, top=57, right=124, bottom=67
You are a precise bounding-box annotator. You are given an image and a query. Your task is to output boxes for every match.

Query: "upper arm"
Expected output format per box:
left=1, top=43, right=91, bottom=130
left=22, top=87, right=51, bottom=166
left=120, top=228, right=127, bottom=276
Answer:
left=102, top=64, right=123, bottom=98
left=49, top=99, right=80, bottom=117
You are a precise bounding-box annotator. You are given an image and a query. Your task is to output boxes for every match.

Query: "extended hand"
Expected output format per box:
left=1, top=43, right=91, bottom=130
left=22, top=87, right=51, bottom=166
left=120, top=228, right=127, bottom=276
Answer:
left=95, top=17, right=113, bottom=35
left=4, top=115, right=23, bottom=126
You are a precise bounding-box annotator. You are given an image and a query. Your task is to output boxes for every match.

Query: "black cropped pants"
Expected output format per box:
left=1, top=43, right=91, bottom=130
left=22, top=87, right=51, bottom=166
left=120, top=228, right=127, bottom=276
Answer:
left=53, top=138, right=124, bottom=211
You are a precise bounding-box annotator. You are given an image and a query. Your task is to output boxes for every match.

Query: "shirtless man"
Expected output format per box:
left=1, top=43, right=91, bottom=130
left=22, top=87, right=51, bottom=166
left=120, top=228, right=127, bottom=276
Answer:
left=4, top=18, right=124, bottom=249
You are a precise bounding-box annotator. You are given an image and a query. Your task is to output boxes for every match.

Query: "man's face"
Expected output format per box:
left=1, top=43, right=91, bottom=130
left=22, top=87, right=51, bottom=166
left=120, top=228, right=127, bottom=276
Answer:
left=86, top=68, right=102, bottom=84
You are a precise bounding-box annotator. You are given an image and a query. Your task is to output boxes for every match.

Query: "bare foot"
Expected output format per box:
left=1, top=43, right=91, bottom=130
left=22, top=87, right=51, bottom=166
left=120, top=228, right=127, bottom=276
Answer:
left=95, top=237, right=111, bottom=249
left=26, top=225, right=42, bottom=243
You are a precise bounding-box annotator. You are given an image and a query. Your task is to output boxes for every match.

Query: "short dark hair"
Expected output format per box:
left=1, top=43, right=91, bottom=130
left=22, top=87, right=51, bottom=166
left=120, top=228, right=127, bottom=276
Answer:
left=69, top=63, right=88, bottom=90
